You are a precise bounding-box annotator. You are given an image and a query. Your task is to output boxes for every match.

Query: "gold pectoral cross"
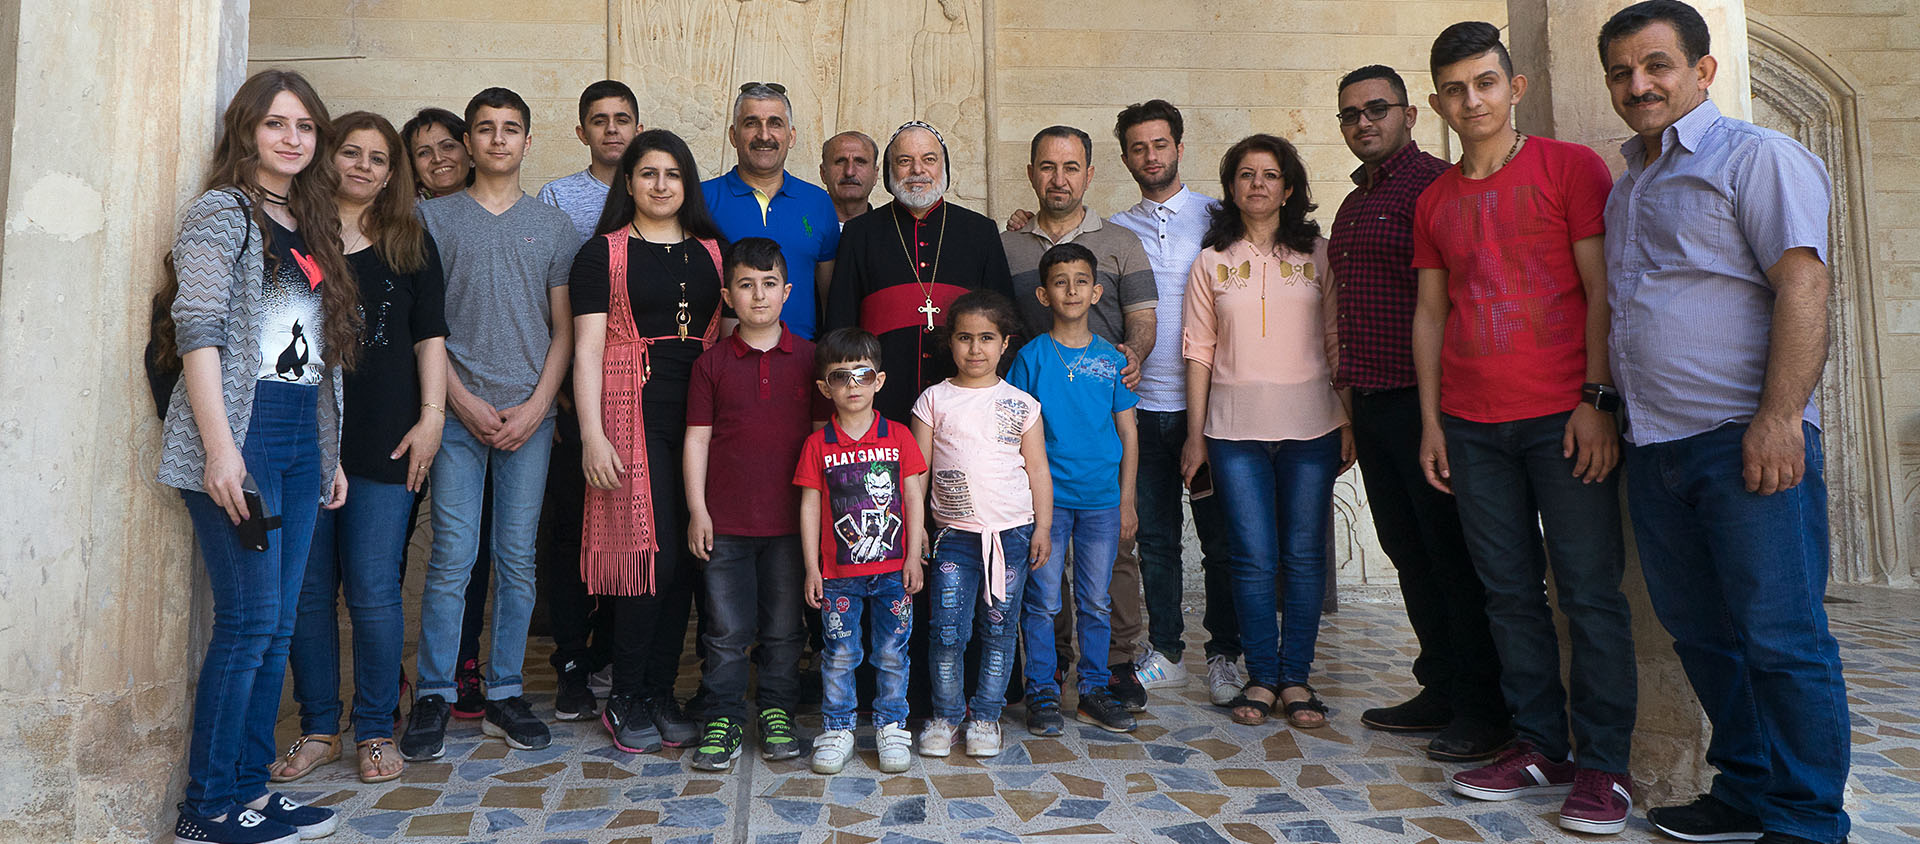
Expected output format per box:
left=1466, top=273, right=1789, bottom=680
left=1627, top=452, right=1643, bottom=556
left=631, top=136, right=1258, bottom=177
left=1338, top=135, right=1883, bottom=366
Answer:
left=919, top=297, right=940, bottom=331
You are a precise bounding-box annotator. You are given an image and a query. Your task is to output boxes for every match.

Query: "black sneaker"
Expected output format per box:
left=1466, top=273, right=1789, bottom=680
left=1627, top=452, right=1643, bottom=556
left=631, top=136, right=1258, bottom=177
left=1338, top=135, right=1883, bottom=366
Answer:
left=250, top=793, right=337, bottom=839
left=399, top=695, right=450, bottom=761
left=690, top=717, right=745, bottom=771
left=554, top=659, right=596, bottom=721
left=451, top=658, right=485, bottom=719
left=1426, top=717, right=1516, bottom=762
left=1361, top=688, right=1454, bottom=733
left=172, top=806, right=298, bottom=844
left=603, top=694, right=662, bottom=754
left=1647, top=794, right=1764, bottom=842
left=482, top=695, right=552, bottom=750
left=1076, top=687, right=1138, bottom=733
left=1026, top=692, right=1064, bottom=736
left=649, top=695, right=699, bottom=747
left=758, top=707, right=802, bottom=761
left=1107, top=663, right=1148, bottom=712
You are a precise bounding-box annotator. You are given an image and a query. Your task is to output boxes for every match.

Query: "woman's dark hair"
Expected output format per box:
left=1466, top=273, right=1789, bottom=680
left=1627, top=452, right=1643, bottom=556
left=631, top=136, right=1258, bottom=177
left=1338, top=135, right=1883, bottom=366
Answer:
left=1038, top=242, right=1098, bottom=281
left=945, top=289, right=1023, bottom=338
left=1113, top=99, right=1184, bottom=145
left=593, top=129, right=725, bottom=243
left=400, top=107, right=474, bottom=194
left=814, top=327, right=885, bottom=379
left=1430, top=21, right=1513, bottom=80
left=150, top=69, right=362, bottom=374
left=1598, top=0, right=1710, bottom=65
left=724, top=237, right=788, bottom=281
left=1202, top=133, right=1320, bottom=255
left=333, top=111, right=429, bottom=273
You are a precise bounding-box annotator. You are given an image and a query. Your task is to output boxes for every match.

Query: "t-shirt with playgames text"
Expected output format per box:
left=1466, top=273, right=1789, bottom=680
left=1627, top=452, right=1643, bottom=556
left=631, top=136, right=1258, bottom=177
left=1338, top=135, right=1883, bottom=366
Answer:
left=793, top=415, right=929, bottom=579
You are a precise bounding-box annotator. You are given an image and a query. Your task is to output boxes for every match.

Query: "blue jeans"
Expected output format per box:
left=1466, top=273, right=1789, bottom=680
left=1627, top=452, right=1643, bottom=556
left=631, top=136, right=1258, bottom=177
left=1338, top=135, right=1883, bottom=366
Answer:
left=180, top=381, right=323, bottom=819
left=1022, top=509, right=1119, bottom=694
left=930, top=525, right=1032, bottom=722
left=1444, top=411, right=1636, bottom=773
left=1135, top=409, right=1240, bottom=661
left=418, top=415, right=554, bottom=701
left=820, top=572, right=912, bottom=730
left=1208, top=433, right=1341, bottom=687
left=698, top=534, right=806, bottom=719
left=1627, top=422, right=1848, bottom=843
left=288, top=476, right=414, bottom=740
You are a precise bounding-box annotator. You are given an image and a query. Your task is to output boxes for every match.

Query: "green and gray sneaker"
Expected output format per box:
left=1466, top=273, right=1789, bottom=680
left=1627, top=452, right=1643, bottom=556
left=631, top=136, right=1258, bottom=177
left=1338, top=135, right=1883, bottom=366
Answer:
left=689, top=717, right=744, bottom=771
left=759, top=707, right=802, bottom=761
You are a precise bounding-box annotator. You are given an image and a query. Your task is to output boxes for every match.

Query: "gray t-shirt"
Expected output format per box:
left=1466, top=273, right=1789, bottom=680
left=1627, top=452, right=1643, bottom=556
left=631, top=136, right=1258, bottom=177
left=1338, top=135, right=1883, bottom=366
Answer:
left=1001, top=210, right=1157, bottom=344
left=537, top=169, right=610, bottom=245
left=421, top=192, right=575, bottom=415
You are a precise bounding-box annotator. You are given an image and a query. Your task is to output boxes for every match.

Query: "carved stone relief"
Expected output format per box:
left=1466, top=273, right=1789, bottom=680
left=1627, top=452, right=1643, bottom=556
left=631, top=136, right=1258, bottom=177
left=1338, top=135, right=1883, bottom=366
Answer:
left=611, top=0, right=988, bottom=204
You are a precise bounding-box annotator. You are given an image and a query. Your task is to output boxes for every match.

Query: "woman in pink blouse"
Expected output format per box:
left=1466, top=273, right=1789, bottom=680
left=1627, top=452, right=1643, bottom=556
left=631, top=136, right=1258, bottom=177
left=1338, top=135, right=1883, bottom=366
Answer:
left=1179, top=134, right=1352, bottom=729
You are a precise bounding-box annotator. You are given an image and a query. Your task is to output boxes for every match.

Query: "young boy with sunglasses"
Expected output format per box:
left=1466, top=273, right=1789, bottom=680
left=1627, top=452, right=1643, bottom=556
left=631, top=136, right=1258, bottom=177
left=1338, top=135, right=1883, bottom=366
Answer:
left=793, top=327, right=929, bottom=774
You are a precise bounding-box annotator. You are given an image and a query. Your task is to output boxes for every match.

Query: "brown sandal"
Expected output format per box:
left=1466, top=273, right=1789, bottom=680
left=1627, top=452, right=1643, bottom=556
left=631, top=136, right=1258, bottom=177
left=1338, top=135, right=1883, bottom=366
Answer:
left=269, top=734, right=339, bottom=782
left=1279, top=683, right=1330, bottom=729
left=357, top=737, right=404, bottom=783
left=1227, top=682, right=1278, bottom=726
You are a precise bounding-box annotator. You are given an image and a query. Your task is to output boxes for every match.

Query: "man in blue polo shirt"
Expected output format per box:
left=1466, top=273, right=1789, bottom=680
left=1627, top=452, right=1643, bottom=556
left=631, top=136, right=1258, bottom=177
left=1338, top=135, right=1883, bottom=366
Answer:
left=703, top=82, right=841, bottom=339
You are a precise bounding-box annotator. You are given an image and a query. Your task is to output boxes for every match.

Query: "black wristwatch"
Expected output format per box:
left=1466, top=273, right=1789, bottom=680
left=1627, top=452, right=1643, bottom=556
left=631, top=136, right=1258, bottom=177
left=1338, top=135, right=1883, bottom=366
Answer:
left=1581, top=382, right=1621, bottom=413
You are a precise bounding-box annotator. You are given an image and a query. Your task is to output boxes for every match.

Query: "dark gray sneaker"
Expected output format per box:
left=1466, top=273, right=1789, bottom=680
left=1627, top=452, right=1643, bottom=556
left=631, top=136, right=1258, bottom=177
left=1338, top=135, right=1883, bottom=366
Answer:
left=1647, top=794, right=1764, bottom=842
left=603, top=694, right=662, bottom=754
left=399, top=695, right=450, bottom=761
left=648, top=696, right=699, bottom=747
left=758, top=707, right=802, bottom=761
left=553, top=659, right=597, bottom=721
left=1026, top=692, right=1064, bottom=736
left=482, top=695, right=552, bottom=750
left=1076, top=687, right=1138, bottom=732
left=690, top=717, right=745, bottom=771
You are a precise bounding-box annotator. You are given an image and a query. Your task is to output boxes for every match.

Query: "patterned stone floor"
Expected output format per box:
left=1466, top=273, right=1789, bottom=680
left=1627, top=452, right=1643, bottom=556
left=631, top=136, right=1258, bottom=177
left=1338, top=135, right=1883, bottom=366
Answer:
left=276, top=583, right=1920, bottom=843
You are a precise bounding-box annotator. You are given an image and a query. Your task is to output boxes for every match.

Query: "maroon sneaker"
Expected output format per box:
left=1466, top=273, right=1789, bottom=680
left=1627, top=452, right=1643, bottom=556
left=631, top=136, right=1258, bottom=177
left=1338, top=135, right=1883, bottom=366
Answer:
left=1560, top=768, right=1633, bottom=834
left=1450, top=742, right=1575, bottom=801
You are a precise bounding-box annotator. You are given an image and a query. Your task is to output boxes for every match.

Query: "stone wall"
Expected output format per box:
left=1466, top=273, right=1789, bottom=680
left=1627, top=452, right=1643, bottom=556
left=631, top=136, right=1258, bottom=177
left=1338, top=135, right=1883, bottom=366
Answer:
left=0, top=1, right=245, bottom=841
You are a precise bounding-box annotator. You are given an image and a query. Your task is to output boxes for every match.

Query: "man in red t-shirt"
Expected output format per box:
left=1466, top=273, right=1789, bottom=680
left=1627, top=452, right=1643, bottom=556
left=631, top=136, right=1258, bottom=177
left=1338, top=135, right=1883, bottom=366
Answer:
left=1409, top=22, right=1637, bottom=837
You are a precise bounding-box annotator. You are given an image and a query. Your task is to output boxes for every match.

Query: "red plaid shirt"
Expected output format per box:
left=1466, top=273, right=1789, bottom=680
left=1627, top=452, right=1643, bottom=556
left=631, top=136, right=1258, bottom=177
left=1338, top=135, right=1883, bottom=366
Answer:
left=1329, top=141, right=1450, bottom=390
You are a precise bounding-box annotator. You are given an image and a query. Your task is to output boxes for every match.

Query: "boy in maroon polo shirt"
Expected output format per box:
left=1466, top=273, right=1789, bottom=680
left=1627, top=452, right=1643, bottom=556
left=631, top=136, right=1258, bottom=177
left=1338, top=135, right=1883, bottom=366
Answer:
left=684, top=238, right=830, bottom=771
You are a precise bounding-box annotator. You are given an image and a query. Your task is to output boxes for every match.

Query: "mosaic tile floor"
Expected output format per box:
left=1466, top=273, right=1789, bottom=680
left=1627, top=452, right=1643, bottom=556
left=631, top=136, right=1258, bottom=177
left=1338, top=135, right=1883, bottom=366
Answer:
left=276, top=583, right=1920, bottom=843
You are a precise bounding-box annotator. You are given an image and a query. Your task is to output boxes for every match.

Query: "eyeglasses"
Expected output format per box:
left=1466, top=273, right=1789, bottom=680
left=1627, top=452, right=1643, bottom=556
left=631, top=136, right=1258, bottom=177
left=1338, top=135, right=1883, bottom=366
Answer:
left=825, top=366, right=878, bottom=388
left=1336, top=102, right=1408, bottom=126
left=739, top=81, right=788, bottom=94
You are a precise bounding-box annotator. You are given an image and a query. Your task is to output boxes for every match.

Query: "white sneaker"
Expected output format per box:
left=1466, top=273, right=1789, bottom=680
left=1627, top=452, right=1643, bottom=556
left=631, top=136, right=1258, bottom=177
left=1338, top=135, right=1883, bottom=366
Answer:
left=811, top=728, right=855, bottom=774
left=963, top=719, right=1002, bottom=757
left=919, top=719, right=958, bottom=757
left=877, top=723, right=913, bottom=773
left=1207, top=654, right=1242, bottom=706
left=1134, top=647, right=1187, bottom=690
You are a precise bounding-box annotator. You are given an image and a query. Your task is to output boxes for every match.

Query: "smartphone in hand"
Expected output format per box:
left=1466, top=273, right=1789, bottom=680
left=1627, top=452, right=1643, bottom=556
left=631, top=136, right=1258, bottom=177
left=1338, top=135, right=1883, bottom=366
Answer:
left=236, top=474, right=282, bottom=551
left=1187, top=463, right=1214, bottom=501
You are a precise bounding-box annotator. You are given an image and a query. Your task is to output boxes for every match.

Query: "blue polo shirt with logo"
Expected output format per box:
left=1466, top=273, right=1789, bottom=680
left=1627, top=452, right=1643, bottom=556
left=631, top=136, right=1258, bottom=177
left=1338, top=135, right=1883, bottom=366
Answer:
left=702, top=167, right=841, bottom=339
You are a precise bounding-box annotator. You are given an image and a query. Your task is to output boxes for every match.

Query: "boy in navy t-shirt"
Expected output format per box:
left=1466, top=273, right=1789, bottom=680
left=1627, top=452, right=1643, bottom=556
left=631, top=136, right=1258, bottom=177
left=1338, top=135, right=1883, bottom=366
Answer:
left=1007, top=242, right=1140, bottom=735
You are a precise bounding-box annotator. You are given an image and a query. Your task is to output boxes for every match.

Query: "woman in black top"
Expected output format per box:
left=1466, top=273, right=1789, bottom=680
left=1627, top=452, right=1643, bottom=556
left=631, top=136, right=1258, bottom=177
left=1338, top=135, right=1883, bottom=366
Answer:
left=572, top=129, right=730, bottom=753
left=277, top=111, right=449, bottom=785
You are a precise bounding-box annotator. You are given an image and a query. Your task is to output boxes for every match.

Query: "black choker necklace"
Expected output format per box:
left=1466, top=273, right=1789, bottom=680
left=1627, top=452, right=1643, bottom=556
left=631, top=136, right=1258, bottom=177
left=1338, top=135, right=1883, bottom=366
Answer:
left=259, top=186, right=290, bottom=206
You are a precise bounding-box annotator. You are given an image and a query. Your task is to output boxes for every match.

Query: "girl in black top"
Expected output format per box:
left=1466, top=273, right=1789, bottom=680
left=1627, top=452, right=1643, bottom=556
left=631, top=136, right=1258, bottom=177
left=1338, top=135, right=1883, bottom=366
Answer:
left=277, top=111, right=449, bottom=785
left=571, top=130, right=730, bottom=752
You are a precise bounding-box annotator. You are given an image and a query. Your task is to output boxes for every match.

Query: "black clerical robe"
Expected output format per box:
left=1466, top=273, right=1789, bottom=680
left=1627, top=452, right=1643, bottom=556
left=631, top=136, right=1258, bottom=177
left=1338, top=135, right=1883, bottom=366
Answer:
left=824, top=199, right=1015, bottom=422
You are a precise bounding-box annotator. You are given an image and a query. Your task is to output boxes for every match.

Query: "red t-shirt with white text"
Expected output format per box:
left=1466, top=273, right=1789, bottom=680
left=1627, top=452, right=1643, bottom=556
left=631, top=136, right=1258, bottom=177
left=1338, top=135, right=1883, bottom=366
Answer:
left=1412, top=136, right=1612, bottom=423
left=793, top=415, right=929, bottom=580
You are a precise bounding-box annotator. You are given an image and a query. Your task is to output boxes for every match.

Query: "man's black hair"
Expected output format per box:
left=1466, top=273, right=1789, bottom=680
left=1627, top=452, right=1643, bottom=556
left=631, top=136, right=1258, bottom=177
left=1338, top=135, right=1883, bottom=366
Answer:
left=1038, top=242, right=1099, bottom=284
left=814, top=327, right=884, bottom=379
left=465, top=87, right=533, bottom=133
left=578, top=80, right=639, bottom=126
left=1598, top=0, right=1711, bottom=65
left=724, top=236, right=788, bottom=282
left=1337, top=65, right=1410, bottom=103
left=1114, top=99, right=1184, bottom=145
left=1430, top=21, right=1514, bottom=80
left=1030, top=125, right=1093, bottom=165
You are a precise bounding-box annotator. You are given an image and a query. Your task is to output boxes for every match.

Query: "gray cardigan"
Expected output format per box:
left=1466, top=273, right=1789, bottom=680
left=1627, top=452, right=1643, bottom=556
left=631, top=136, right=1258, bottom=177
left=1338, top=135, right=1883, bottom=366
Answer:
left=156, top=189, right=343, bottom=497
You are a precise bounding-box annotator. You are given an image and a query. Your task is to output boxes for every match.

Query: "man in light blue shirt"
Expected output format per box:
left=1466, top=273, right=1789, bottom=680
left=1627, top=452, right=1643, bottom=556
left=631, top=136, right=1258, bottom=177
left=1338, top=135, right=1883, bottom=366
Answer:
left=537, top=80, right=639, bottom=244
left=1600, top=4, right=1846, bottom=844
left=703, top=82, right=840, bottom=339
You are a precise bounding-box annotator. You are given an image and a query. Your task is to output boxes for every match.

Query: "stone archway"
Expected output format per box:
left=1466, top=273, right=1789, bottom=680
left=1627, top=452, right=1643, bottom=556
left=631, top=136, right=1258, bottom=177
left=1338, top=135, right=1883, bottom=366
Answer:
left=1748, top=19, right=1902, bottom=584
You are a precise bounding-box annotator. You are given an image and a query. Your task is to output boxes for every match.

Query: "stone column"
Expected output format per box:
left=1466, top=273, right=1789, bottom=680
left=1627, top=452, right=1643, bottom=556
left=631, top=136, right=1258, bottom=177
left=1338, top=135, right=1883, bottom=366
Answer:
left=1505, top=0, right=1748, bottom=805
left=0, top=0, right=247, bottom=839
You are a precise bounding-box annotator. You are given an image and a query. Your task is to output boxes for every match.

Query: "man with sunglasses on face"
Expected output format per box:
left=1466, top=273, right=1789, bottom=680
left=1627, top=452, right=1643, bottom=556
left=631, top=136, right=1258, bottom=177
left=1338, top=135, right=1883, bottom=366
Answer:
left=704, top=82, right=841, bottom=340
left=1329, top=65, right=1511, bottom=764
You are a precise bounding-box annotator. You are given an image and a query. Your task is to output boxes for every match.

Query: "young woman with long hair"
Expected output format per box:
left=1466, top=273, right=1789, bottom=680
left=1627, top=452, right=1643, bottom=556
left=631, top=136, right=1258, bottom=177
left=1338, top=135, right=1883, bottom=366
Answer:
left=154, top=69, right=358, bottom=844
left=1179, top=134, right=1353, bottom=732
left=571, top=129, right=729, bottom=754
left=274, top=111, right=449, bottom=786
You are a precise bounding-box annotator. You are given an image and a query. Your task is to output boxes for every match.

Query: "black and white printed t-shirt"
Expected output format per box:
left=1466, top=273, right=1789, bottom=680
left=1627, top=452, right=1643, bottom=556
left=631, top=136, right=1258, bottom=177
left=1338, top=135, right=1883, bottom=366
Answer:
left=256, top=218, right=325, bottom=385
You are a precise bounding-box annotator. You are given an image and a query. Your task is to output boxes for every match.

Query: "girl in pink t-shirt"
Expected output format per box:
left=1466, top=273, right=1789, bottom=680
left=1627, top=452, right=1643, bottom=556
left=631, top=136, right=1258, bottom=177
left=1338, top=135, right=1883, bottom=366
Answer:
left=910, top=291, right=1052, bottom=759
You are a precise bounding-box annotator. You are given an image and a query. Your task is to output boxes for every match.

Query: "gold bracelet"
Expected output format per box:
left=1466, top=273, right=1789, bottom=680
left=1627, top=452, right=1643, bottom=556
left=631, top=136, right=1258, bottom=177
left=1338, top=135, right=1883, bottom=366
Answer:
left=422, top=402, right=445, bottom=414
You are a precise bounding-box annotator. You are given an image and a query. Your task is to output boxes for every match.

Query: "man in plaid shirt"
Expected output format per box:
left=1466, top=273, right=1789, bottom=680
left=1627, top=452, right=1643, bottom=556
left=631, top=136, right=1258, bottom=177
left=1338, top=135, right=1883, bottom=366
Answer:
left=1328, top=65, right=1511, bottom=762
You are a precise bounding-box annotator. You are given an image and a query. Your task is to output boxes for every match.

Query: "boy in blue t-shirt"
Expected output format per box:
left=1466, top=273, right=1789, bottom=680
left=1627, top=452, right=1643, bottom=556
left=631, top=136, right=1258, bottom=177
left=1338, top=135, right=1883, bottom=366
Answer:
left=1007, top=242, right=1140, bottom=735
